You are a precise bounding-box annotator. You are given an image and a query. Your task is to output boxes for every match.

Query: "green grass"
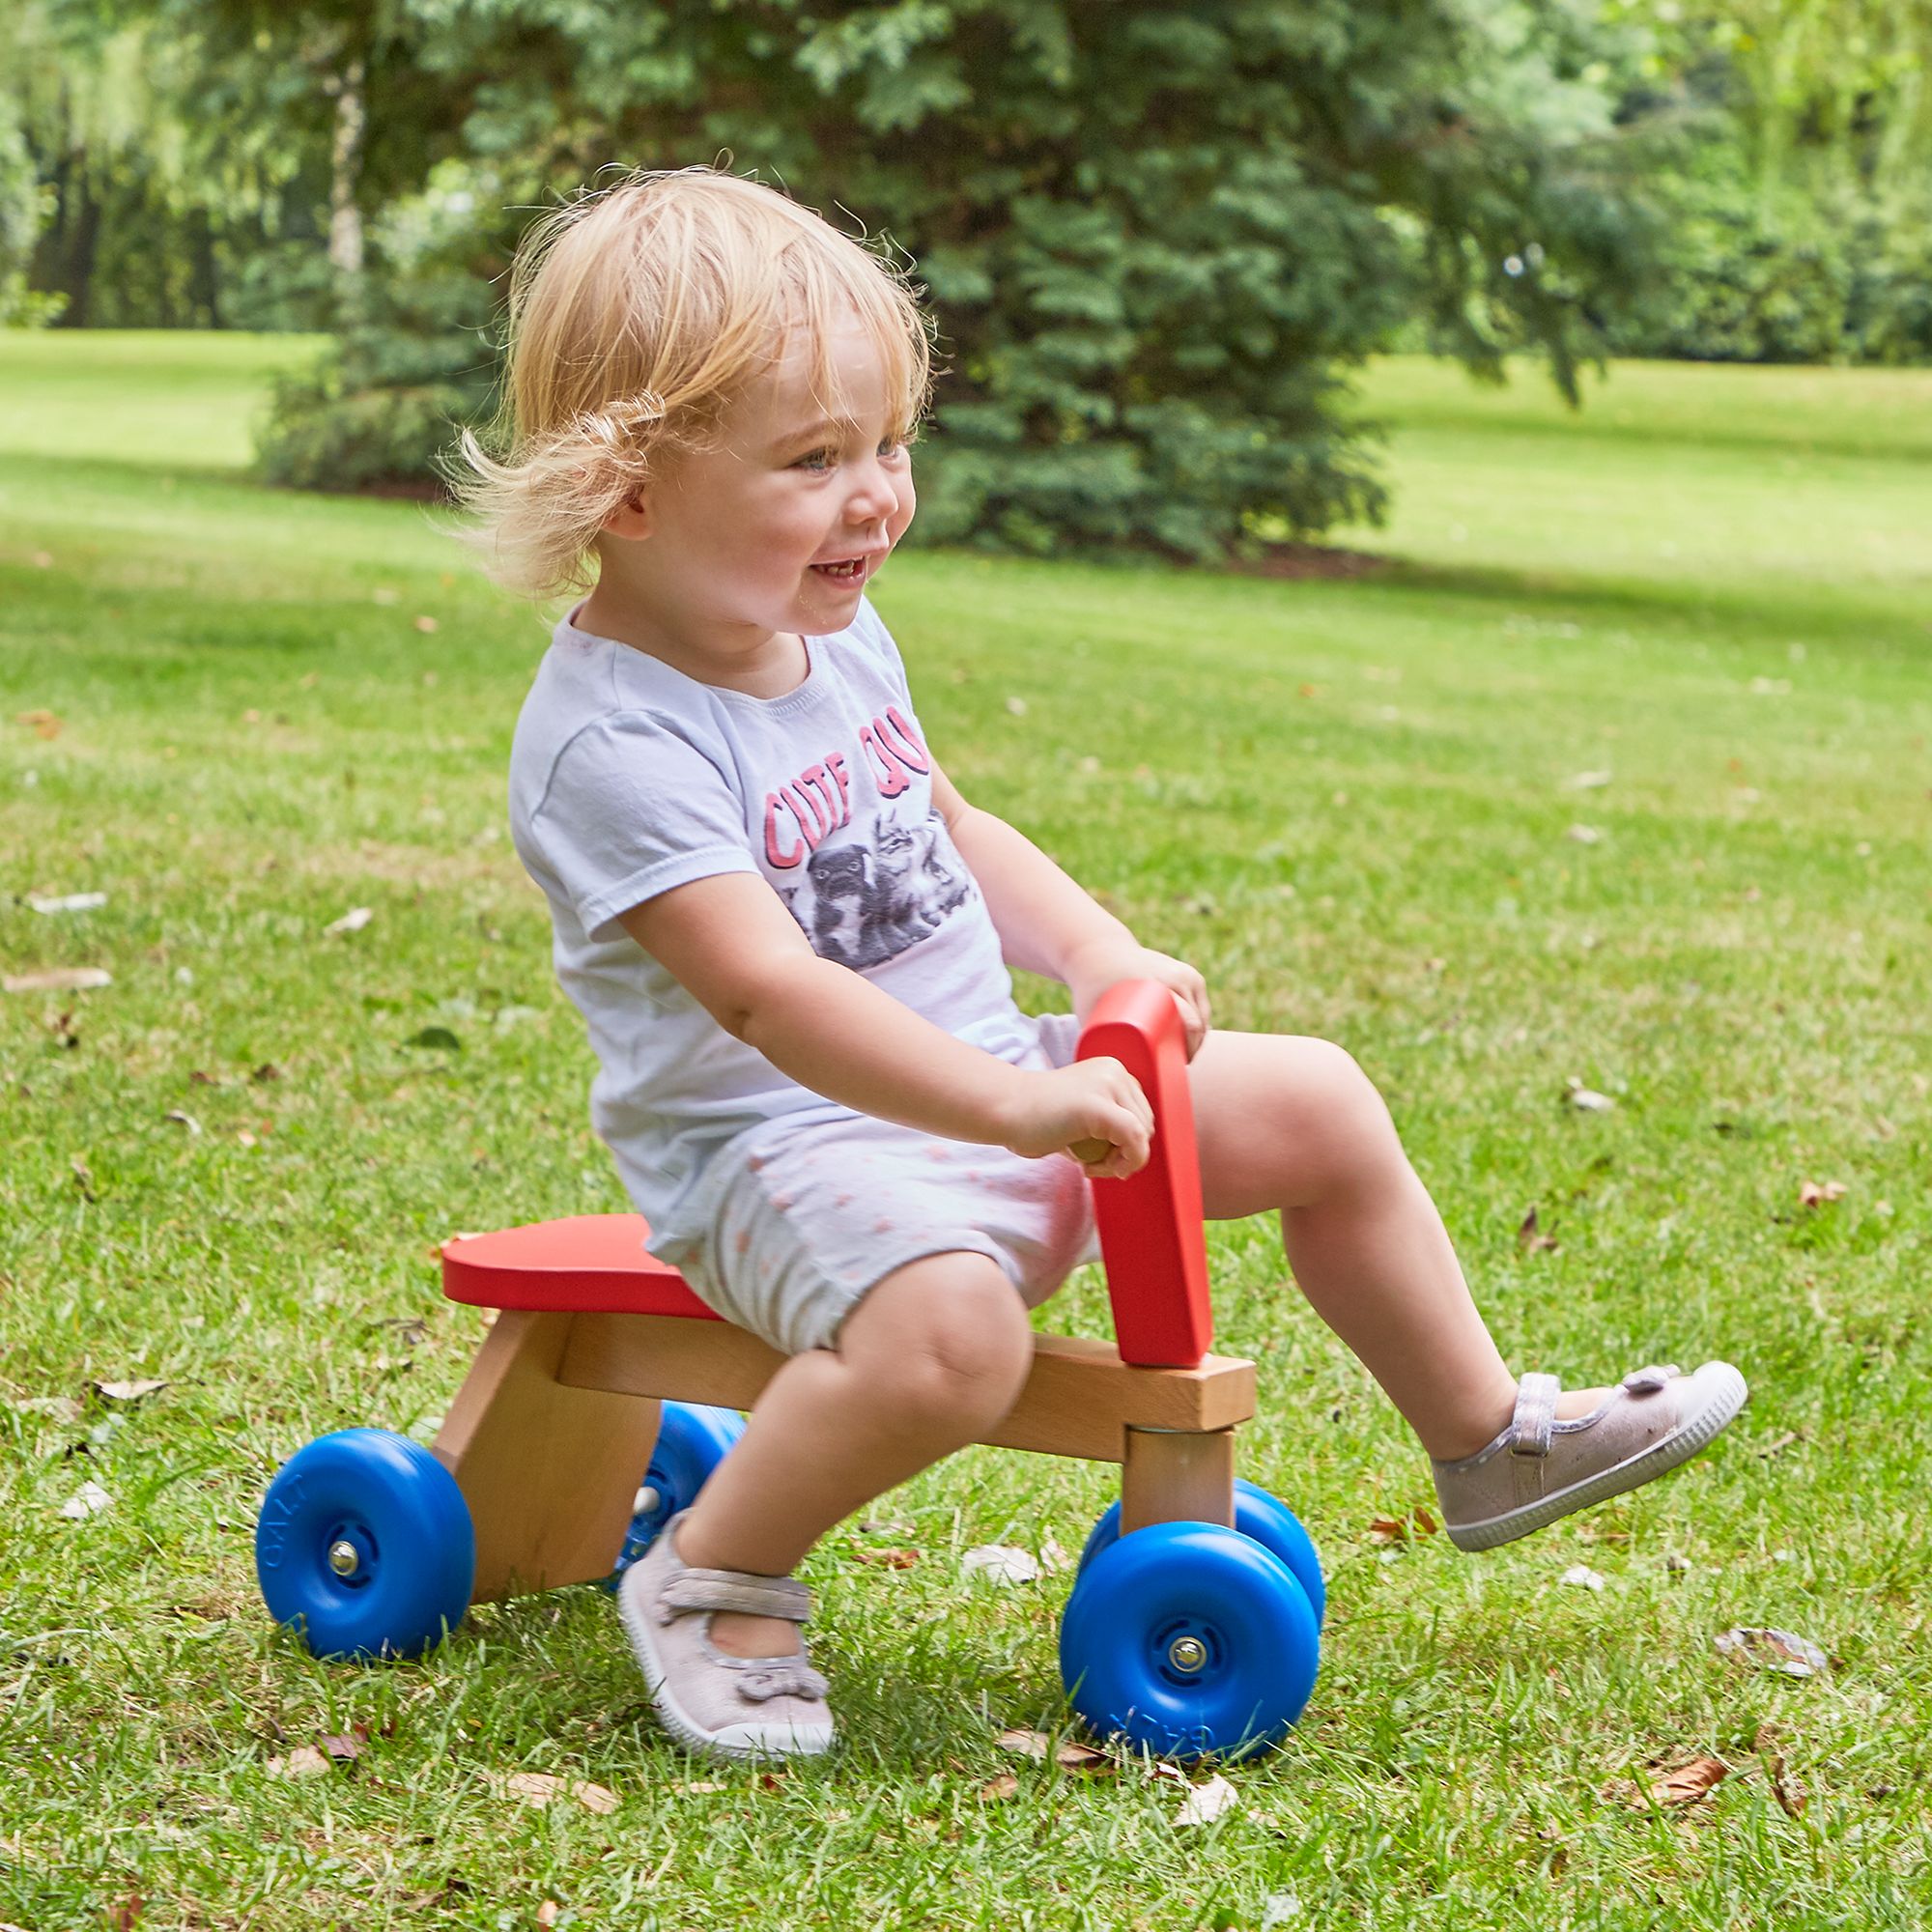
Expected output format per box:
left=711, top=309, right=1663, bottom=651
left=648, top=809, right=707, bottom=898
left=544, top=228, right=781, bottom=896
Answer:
left=3, top=330, right=1929, bottom=1930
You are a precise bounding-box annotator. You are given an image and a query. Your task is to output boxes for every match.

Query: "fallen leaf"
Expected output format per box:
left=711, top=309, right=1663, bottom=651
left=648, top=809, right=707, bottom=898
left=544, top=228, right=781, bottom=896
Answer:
left=1563, top=1079, right=1615, bottom=1112
left=1754, top=1431, right=1801, bottom=1459
left=1563, top=770, right=1613, bottom=790
left=71, top=1155, right=97, bottom=1200
left=413, top=614, right=440, bottom=634
left=1561, top=1565, right=1606, bottom=1591
left=163, top=1110, right=203, bottom=1136
left=1039, top=1535, right=1073, bottom=1574
left=1366, top=1515, right=1408, bottom=1546
left=252, top=1062, right=282, bottom=1082
left=27, top=892, right=106, bottom=914
left=1798, top=1179, right=1847, bottom=1209
left=1410, top=1506, right=1438, bottom=1537
left=318, top=1732, right=363, bottom=1764
left=1652, top=1756, right=1729, bottom=1806
left=15, top=709, right=62, bottom=740
left=1174, top=1774, right=1238, bottom=1826
left=111, top=1889, right=143, bottom=1930
left=1755, top=1727, right=1808, bottom=1818
left=978, top=1774, right=1020, bottom=1802
left=60, top=1480, right=112, bottom=1519
left=678, top=1779, right=727, bottom=1794
left=4, top=967, right=112, bottom=994
left=997, top=1727, right=1051, bottom=1760
left=853, top=1545, right=919, bottom=1569
left=1715, top=1627, right=1830, bottom=1677
left=497, top=1771, right=618, bottom=1815
left=1005, top=695, right=1028, bottom=716
left=323, top=906, right=374, bottom=936
left=1054, top=1741, right=1113, bottom=1775
left=91, top=1378, right=168, bottom=1406
left=537, top=1905, right=561, bottom=1929
left=267, top=1746, right=331, bottom=1778
left=1517, top=1207, right=1560, bottom=1254
left=962, top=1545, right=1040, bottom=1584
left=1566, top=824, right=1603, bottom=844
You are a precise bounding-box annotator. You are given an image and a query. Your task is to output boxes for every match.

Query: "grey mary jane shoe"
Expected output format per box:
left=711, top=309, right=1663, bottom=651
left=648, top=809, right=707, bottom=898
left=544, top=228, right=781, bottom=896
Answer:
left=617, top=1510, right=836, bottom=1762
left=1432, top=1361, right=1748, bottom=1552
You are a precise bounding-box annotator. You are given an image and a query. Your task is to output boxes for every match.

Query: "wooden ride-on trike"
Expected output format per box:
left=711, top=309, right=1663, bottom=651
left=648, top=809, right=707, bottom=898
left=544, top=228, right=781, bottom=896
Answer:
left=255, top=980, right=1324, bottom=1761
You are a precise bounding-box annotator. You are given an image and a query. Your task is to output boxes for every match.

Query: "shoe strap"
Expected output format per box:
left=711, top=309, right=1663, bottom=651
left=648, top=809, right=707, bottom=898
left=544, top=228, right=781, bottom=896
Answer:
left=1508, top=1372, right=1561, bottom=1459
left=658, top=1569, right=813, bottom=1625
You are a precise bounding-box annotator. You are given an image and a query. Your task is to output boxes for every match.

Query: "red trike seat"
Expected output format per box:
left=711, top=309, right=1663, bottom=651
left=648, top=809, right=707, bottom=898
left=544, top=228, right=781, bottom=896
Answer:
left=442, top=1213, right=721, bottom=1321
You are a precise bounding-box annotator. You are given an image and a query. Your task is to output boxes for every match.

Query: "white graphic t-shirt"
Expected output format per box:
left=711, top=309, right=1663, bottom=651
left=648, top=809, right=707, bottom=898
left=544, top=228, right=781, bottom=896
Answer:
left=508, top=595, right=1040, bottom=1268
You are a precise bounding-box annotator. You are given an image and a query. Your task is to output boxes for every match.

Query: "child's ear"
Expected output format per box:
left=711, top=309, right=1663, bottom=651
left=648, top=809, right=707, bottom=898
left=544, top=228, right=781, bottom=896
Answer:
left=602, top=488, right=653, bottom=542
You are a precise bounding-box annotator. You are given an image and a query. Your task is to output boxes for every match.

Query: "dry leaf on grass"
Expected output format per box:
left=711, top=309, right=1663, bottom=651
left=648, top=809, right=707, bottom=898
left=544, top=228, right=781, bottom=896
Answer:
left=1517, top=1207, right=1560, bottom=1254
left=1755, top=1727, right=1808, bottom=1817
left=962, top=1545, right=1040, bottom=1584
left=1798, top=1179, right=1847, bottom=1209
left=15, top=709, right=63, bottom=739
left=4, top=966, right=111, bottom=994
left=1715, top=1627, right=1830, bottom=1677
left=59, top=1480, right=112, bottom=1520
left=1653, top=1757, right=1730, bottom=1806
left=90, top=1378, right=168, bottom=1406
left=496, top=1771, right=618, bottom=1815
left=267, top=1746, right=332, bottom=1779
left=1054, top=1741, right=1113, bottom=1775
left=27, top=892, right=106, bottom=913
left=323, top=906, right=374, bottom=936
left=1366, top=1515, right=1408, bottom=1546
left=997, top=1727, right=1051, bottom=1760
left=1174, top=1775, right=1238, bottom=1826
left=163, top=1110, right=203, bottom=1136
left=978, top=1774, right=1021, bottom=1803
left=1561, top=1565, right=1606, bottom=1592
left=852, top=1544, right=920, bottom=1569
left=1563, top=1079, right=1615, bottom=1112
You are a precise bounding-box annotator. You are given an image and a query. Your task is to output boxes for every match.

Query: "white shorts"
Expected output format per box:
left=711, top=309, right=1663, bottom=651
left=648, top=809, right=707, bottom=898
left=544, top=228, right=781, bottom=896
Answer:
left=674, top=1012, right=1101, bottom=1356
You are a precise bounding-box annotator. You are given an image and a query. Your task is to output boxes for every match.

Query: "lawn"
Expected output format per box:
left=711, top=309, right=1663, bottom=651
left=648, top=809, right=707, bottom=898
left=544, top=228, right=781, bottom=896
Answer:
left=2, top=331, right=1928, bottom=1930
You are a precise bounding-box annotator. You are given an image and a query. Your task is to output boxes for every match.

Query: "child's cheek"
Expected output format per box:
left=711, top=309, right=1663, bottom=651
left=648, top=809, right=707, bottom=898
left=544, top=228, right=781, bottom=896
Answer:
left=889, top=471, right=917, bottom=545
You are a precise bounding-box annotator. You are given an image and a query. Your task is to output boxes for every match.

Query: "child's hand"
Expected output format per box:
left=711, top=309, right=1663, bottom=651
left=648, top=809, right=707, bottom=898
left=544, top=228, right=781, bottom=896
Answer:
left=1001, top=1058, right=1154, bottom=1179
left=1065, top=939, right=1211, bottom=1061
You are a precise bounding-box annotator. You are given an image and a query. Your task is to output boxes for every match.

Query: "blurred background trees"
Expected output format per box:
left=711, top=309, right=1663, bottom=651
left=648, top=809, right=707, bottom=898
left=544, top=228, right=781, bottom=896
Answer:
left=5, top=0, right=1927, bottom=556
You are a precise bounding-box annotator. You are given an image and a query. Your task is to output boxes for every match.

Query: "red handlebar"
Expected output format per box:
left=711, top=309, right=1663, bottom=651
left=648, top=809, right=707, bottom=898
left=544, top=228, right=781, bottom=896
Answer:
left=1074, top=980, right=1214, bottom=1369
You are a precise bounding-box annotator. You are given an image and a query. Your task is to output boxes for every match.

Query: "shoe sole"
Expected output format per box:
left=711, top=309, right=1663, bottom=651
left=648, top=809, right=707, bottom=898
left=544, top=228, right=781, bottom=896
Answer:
left=617, top=1566, right=836, bottom=1764
left=1447, top=1363, right=1749, bottom=1552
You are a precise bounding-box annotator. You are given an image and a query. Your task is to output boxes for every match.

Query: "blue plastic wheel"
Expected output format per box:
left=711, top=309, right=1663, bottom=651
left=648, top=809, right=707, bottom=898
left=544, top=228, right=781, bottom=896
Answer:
left=1060, top=1520, right=1320, bottom=1763
left=610, top=1403, right=746, bottom=1577
left=256, top=1428, right=474, bottom=1660
left=1078, top=1479, right=1325, bottom=1627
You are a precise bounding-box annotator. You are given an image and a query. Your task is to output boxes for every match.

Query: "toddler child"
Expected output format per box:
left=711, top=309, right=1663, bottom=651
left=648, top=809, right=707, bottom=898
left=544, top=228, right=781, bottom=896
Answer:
left=453, top=166, right=1747, bottom=1763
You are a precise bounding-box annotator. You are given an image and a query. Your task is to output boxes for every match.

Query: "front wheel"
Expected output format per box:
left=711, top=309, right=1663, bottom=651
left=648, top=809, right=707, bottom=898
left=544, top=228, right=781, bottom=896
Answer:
left=256, top=1429, right=474, bottom=1660
left=1060, top=1520, right=1319, bottom=1763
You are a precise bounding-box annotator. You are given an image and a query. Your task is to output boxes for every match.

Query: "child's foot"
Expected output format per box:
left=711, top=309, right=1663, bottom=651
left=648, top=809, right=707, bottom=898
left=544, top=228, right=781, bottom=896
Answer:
left=1432, top=1362, right=1747, bottom=1552
left=617, top=1510, right=836, bottom=1762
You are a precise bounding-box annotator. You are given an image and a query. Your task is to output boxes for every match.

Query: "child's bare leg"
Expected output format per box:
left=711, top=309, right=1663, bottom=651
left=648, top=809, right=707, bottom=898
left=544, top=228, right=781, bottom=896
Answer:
left=672, top=1252, right=1034, bottom=1659
left=1185, top=1033, right=1613, bottom=1461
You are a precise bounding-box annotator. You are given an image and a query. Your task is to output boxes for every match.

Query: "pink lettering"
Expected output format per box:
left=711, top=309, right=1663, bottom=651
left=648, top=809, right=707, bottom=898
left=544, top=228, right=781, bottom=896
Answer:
left=881, top=706, right=930, bottom=772
left=825, top=752, right=851, bottom=816
left=860, top=722, right=915, bottom=799
left=782, top=782, right=829, bottom=847
left=763, top=792, right=805, bottom=869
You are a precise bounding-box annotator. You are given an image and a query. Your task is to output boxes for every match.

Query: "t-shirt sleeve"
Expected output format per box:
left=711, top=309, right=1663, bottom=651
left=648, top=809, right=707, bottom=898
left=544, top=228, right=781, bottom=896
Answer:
left=526, top=714, right=757, bottom=943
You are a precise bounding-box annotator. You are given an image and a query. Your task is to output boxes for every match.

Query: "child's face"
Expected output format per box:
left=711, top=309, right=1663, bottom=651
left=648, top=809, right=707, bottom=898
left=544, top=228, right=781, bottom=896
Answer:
left=608, top=310, right=916, bottom=648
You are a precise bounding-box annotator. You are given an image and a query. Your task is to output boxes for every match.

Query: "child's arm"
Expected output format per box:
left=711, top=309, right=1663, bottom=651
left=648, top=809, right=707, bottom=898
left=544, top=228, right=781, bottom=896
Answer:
left=617, top=874, right=1153, bottom=1177
left=933, top=766, right=1211, bottom=1057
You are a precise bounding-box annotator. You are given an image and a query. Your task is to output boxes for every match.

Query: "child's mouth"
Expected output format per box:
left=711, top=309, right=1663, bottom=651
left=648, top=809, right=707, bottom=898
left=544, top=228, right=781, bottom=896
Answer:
left=810, top=556, right=869, bottom=584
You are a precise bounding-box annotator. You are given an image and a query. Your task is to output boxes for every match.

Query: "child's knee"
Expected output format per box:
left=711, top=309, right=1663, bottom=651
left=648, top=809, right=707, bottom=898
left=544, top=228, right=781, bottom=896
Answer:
left=842, top=1253, right=1033, bottom=1429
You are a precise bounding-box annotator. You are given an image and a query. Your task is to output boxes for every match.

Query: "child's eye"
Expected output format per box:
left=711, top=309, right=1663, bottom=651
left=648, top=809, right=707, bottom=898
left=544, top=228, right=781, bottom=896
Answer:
left=793, top=447, right=835, bottom=472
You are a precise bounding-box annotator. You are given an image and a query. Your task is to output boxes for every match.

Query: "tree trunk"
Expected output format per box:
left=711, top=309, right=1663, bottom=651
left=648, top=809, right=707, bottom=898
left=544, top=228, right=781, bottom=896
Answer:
left=327, top=57, right=368, bottom=276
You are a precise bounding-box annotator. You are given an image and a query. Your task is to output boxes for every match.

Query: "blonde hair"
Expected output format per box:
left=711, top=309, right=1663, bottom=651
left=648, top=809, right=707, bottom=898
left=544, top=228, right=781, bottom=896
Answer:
left=444, top=165, right=933, bottom=602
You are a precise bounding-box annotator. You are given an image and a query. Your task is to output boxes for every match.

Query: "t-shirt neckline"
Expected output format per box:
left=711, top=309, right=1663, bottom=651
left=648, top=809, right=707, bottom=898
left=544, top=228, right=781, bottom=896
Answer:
left=562, top=601, right=831, bottom=713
